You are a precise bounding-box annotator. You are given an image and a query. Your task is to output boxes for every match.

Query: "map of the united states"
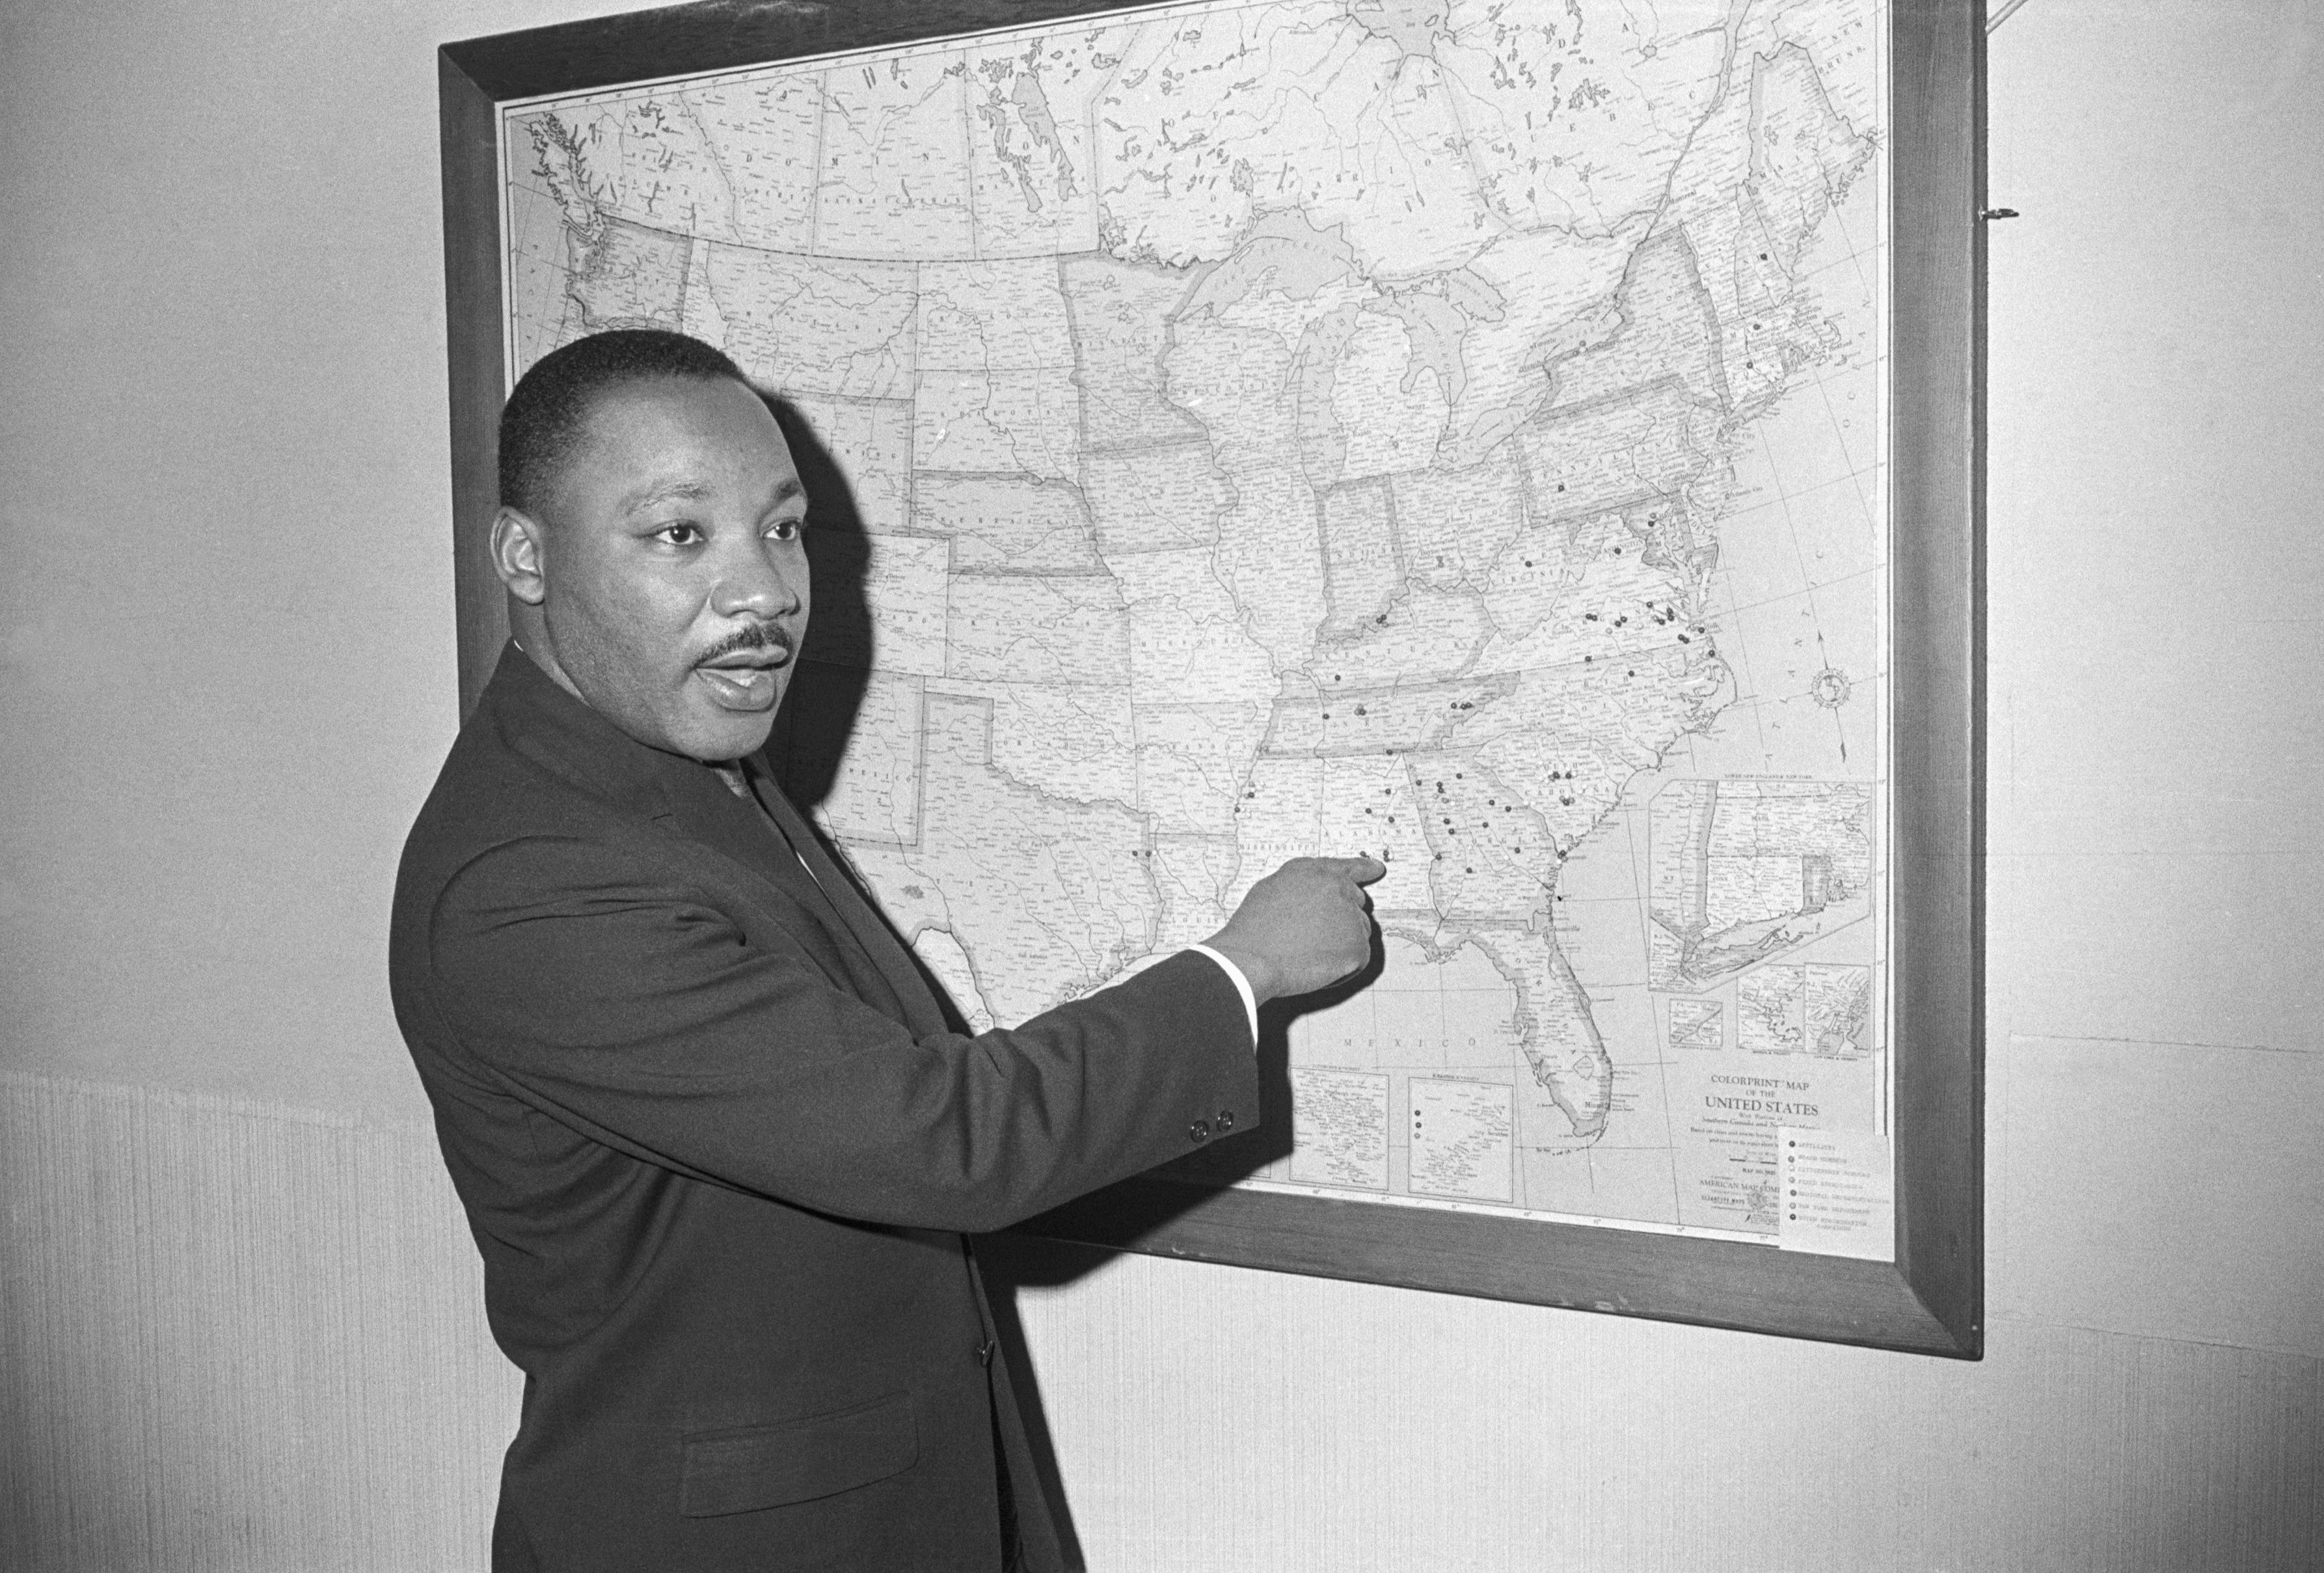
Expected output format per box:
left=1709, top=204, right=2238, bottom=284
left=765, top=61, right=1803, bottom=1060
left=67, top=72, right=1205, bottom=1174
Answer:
left=502, top=0, right=1886, bottom=1238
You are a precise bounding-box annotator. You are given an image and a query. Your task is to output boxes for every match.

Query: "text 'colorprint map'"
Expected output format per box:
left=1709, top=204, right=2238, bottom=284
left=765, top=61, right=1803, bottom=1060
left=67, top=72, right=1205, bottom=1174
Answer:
left=499, top=0, right=1894, bottom=1255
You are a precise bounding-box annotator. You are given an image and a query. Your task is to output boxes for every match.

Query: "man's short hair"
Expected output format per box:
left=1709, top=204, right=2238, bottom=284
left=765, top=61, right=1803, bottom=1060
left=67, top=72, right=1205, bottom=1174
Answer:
left=498, top=329, right=751, bottom=515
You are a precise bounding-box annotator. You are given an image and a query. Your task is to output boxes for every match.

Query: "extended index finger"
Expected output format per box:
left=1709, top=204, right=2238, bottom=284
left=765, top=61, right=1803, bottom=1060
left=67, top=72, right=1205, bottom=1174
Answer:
left=1323, top=854, right=1388, bottom=885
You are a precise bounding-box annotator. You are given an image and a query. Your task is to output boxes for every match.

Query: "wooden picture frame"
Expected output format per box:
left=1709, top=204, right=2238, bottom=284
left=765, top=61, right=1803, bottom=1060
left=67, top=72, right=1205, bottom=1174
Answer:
left=440, top=0, right=1983, bottom=1356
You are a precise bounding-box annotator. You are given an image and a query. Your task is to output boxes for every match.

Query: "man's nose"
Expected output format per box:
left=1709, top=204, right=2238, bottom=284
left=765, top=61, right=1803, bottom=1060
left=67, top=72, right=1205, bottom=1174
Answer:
left=708, top=535, right=804, bottom=621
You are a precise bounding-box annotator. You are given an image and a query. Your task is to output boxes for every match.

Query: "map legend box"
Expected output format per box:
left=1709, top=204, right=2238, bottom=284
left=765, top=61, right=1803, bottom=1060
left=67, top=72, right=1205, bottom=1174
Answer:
left=1777, top=1128, right=1895, bottom=1261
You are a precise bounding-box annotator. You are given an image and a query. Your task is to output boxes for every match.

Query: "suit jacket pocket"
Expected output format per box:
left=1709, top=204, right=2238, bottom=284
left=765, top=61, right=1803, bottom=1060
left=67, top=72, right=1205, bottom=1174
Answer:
left=679, top=1391, right=919, bottom=1517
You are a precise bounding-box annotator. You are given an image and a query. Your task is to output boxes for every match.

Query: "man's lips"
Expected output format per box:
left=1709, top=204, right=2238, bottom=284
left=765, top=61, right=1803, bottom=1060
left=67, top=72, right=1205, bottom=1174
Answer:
left=694, top=636, right=793, bottom=711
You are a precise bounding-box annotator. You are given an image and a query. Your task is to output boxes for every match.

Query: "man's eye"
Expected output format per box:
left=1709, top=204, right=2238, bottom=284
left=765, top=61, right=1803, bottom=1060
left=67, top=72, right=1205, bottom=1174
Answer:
left=653, top=523, right=703, bottom=546
left=768, top=519, right=804, bottom=542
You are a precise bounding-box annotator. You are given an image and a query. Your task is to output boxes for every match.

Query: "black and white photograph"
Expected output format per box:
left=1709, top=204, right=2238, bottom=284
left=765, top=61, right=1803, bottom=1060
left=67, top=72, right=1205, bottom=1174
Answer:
left=3, top=0, right=2316, bottom=1567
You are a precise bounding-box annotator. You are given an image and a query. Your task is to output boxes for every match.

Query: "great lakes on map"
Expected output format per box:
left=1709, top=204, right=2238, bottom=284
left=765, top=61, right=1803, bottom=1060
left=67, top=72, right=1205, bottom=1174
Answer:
left=498, top=0, right=1892, bottom=1244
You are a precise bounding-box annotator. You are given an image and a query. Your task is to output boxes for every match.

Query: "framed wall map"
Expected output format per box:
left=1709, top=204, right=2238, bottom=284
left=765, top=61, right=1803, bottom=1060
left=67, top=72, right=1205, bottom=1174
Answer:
left=439, top=0, right=1982, bottom=1354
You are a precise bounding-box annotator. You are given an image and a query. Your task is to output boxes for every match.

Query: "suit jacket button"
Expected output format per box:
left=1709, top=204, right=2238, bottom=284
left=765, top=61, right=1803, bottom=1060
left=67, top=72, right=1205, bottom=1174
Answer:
left=1189, top=1120, right=1209, bottom=1143
left=976, top=1340, right=997, bottom=1368
left=1217, top=1109, right=1234, bottom=1131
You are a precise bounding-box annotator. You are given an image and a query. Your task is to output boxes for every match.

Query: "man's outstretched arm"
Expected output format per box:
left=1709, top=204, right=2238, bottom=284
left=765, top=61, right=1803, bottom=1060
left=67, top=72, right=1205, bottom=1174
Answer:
left=418, top=839, right=1383, bottom=1233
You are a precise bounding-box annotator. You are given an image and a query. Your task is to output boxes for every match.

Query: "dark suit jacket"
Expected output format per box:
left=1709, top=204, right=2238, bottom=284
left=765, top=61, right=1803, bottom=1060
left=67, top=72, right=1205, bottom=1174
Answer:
left=390, top=647, right=1257, bottom=1570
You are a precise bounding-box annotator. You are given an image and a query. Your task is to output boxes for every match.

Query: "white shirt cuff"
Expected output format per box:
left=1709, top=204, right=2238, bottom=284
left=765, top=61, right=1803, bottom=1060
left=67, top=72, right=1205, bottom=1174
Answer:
left=1183, top=944, right=1260, bottom=1050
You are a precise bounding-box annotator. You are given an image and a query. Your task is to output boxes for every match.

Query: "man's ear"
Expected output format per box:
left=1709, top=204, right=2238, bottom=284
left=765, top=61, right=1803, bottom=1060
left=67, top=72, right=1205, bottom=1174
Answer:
left=490, top=506, right=549, bottom=606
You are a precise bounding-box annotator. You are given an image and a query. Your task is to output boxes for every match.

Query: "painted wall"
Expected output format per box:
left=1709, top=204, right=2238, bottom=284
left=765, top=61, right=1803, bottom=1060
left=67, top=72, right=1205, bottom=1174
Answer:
left=0, top=0, right=638, bottom=1117
left=3, top=1, right=2318, bottom=1568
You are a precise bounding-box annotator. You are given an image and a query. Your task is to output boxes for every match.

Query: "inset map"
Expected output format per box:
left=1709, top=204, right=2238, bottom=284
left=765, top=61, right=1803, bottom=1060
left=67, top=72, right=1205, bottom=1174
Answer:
left=1804, top=964, right=1874, bottom=1058
left=1289, top=1068, right=1391, bottom=1192
left=1668, top=998, right=1723, bottom=1051
left=1738, top=967, right=1807, bottom=1054
left=1733, top=963, right=1874, bottom=1059
left=1646, top=780, right=1872, bottom=992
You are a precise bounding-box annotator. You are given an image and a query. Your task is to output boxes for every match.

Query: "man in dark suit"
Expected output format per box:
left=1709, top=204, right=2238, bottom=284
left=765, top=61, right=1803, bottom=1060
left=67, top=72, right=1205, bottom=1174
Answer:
left=390, top=329, right=1380, bottom=1570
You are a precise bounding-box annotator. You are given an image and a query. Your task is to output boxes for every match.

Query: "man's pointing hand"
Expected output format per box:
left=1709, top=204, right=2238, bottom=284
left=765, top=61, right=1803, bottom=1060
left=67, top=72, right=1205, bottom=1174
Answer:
left=1200, top=855, right=1386, bottom=1005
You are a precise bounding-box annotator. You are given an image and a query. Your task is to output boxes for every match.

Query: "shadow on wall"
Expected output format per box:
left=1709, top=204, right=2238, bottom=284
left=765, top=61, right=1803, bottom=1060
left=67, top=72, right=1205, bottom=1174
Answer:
left=766, top=396, right=873, bottom=814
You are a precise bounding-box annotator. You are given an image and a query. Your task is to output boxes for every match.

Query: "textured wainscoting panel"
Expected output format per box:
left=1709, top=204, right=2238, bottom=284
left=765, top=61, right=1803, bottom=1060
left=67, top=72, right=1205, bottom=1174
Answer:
left=1007, top=1248, right=2323, bottom=1573
left=0, top=1073, right=519, bottom=1572
left=5, top=1070, right=2320, bottom=1572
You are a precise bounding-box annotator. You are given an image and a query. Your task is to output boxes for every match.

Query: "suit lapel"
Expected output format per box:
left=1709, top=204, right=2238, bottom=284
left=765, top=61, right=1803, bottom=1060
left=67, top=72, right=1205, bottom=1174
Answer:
left=649, top=753, right=921, bottom=1025
left=655, top=756, right=820, bottom=911
left=480, top=644, right=945, bottom=1037
left=746, top=759, right=954, bottom=1040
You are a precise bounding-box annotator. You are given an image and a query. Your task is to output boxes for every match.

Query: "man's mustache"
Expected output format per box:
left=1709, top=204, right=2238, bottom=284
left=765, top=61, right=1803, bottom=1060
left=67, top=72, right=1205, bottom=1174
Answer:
left=696, top=622, right=795, bottom=664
